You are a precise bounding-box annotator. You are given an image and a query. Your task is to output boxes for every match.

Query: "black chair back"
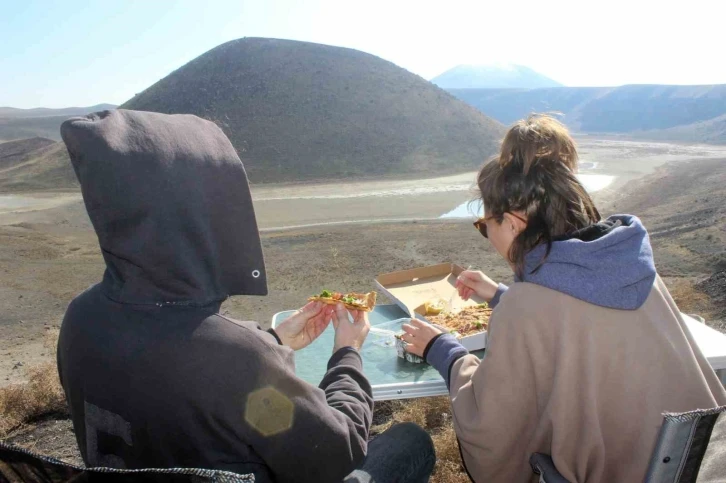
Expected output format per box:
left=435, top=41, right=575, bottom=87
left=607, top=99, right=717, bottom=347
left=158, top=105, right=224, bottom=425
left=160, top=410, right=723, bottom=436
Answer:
left=0, top=441, right=255, bottom=483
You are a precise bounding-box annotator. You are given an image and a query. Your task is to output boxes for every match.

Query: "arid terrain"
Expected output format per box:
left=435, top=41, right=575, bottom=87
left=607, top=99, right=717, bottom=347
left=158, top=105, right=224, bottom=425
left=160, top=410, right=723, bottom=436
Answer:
left=1, top=138, right=725, bottom=482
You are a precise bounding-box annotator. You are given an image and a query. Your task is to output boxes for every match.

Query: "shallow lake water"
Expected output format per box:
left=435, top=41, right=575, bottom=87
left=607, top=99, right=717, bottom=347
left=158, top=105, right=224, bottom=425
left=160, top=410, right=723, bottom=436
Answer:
left=0, top=195, right=45, bottom=210
left=439, top=172, right=616, bottom=219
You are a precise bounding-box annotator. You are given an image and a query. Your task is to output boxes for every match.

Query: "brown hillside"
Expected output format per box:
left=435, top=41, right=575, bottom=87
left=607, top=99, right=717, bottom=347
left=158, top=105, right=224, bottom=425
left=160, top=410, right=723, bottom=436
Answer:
left=0, top=105, right=117, bottom=142
left=0, top=142, right=78, bottom=192
left=612, top=157, right=726, bottom=327
left=0, top=137, right=56, bottom=170
left=638, top=114, right=726, bottom=144
left=122, top=37, right=504, bottom=183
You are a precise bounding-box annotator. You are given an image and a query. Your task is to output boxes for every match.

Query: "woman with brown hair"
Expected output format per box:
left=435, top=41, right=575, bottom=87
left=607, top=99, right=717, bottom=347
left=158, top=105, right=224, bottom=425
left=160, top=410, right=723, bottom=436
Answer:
left=401, top=114, right=726, bottom=482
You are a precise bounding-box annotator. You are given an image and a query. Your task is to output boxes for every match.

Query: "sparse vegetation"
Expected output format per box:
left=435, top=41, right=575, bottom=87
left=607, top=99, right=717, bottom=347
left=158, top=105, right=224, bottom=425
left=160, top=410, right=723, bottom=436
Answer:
left=0, top=362, right=67, bottom=437
left=0, top=329, right=66, bottom=438
left=373, top=397, right=468, bottom=482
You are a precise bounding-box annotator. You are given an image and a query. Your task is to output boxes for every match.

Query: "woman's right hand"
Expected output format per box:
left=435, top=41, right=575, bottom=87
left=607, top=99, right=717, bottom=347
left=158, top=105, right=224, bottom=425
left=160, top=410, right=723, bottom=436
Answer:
left=331, top=303, right=370, bottom=353
left=456, top=270, right=500, bottom=302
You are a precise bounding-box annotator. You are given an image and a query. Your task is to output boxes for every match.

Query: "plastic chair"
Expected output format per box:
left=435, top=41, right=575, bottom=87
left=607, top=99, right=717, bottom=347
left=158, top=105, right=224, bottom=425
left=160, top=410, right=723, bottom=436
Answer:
left=531, top=405, right=726, bottom=483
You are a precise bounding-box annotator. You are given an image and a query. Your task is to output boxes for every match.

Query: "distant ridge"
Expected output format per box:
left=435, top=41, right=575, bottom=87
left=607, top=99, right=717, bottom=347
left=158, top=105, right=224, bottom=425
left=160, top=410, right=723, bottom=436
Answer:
left=122, top=37, right=505, bottom=183
left=431, top=64, right=562, bottom=89
left=0, top=104, right=117, bottom=142
left=0, top=104, right=117, bottom=119
left=448, top=84, right=726, bottom=143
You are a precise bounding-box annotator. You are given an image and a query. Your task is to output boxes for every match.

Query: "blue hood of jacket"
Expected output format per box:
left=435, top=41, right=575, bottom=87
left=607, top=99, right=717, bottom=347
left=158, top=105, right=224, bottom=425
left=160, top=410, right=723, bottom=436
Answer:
left=518, top=215, right=656, bottom=310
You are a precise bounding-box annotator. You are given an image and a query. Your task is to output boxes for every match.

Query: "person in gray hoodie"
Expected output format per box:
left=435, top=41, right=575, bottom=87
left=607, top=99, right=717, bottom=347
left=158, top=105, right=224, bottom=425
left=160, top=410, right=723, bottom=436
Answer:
left=57, top=109, right=435, bottom=483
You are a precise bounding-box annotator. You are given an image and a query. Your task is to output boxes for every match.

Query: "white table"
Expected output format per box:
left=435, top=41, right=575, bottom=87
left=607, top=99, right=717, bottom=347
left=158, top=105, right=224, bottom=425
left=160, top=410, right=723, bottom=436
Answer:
left=682, top=314, right=726, bottom=385
left=273, top=308, right=726, bottom=400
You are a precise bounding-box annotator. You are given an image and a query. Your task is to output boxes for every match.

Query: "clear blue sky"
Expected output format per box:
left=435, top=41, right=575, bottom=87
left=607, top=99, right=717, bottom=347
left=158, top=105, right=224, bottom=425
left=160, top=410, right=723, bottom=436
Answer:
left=2, top=0, right=724, bottom=108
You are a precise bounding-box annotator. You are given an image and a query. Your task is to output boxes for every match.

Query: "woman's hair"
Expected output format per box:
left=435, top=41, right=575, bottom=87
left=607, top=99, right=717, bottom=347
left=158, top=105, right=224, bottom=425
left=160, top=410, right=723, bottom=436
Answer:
left=477, top=114, right=601, bottom=278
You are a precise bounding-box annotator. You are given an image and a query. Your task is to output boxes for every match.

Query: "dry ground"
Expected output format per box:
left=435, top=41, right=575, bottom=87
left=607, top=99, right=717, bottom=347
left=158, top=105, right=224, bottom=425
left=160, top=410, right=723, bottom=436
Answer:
left=1, top=143, right=725, bottom=482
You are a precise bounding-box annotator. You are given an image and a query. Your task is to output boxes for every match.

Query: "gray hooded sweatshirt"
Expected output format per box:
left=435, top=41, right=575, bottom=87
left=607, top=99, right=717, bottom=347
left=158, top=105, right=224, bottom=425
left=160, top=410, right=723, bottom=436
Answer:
left=57, top=109, right=373, bottom=482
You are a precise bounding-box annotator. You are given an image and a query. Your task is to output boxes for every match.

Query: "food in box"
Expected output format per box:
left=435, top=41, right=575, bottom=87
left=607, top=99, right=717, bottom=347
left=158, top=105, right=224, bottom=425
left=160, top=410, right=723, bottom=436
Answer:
left=426, top=304, right=492, bottom=338
left=375, top=263, right=489, bottom=353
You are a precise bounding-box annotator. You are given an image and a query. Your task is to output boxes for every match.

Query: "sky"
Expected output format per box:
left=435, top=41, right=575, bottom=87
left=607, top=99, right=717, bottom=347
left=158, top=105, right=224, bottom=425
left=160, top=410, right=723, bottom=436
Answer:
left=1, top=0, right=724, bottom=108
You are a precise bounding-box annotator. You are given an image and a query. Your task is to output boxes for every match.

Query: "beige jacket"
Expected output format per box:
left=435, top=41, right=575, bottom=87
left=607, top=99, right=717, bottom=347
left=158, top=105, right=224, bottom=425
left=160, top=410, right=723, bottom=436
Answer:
left=449, top=277, right=726, bottom=482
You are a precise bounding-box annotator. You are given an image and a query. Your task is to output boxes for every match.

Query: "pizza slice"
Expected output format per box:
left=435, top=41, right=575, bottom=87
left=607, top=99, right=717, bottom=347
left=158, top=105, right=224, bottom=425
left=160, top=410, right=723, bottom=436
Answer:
left=308, top=289, right=377, bottom=312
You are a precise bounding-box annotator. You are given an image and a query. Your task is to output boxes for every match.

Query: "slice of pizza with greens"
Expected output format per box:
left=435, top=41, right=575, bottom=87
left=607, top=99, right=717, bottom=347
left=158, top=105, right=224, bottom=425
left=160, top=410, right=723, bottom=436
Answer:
left=308, top=290, right=377, bottom=312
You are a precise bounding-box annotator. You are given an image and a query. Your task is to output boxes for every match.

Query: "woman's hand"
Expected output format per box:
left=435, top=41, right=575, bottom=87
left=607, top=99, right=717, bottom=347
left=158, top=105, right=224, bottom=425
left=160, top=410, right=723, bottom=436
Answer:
left=274, top=301, right=334, bottom=350
left=331, top=303, right=370, bottom=353
left=456, top=270, right=499, bottom=302
left=400, top=319, right=443, bottom=357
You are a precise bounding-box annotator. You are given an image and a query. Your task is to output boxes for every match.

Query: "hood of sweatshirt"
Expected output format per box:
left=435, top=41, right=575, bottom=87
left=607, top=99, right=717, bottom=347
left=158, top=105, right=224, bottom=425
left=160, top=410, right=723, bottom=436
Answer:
left=61, top=109, right=267, bottom=305
left=519, top=215, right=656, bottom=310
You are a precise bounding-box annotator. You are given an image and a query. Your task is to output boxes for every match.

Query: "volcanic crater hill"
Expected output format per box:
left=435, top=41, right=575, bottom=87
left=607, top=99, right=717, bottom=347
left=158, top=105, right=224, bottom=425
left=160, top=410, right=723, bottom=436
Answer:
left=122, top=37, right=505, bottom=183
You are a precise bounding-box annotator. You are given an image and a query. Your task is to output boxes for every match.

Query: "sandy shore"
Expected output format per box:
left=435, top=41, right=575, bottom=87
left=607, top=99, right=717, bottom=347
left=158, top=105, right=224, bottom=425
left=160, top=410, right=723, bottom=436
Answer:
left=253, top=137, right=726, bottom=228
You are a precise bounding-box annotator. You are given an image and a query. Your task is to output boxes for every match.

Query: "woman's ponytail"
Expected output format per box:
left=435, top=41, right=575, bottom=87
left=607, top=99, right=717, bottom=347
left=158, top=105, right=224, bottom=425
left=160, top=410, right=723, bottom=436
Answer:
left=477, top=114, right=600, bottom=278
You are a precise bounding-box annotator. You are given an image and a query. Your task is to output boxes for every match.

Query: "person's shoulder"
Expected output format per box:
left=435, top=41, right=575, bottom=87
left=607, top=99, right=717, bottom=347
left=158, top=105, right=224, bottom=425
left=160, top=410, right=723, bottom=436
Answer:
left=201, top=313, right=289, bottom=356
left=498, top=282, right=570, bottom=309
left=492, top=282, right=575, bottom=329
left=169, top=313, right=295, bottom=388
left=70, top=283, right=103, bottom=302
left=212, top=313, right=263, bottom=332
left=63, top=283, right=103, bottom=317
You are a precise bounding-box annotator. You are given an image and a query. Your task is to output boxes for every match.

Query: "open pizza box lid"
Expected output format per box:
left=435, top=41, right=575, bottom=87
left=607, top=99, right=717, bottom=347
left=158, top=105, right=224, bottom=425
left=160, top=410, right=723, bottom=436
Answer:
left=374, top=263, right=488, bottom=351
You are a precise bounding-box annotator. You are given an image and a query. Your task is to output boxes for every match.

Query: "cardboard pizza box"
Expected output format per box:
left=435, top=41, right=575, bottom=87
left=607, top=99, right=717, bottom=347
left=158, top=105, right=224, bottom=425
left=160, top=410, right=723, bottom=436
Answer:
left=375, top=263, right=488, bottom=351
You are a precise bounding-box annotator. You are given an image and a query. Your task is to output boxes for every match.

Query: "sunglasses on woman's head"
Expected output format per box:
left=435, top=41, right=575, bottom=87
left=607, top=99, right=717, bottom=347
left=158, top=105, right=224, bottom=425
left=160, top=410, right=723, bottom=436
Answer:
left=473, top=213, right=528, bottom=239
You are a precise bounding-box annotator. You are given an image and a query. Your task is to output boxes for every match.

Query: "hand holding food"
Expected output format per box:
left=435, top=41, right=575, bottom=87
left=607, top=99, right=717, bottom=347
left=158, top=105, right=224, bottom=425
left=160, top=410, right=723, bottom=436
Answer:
left=397, top=299, right=491, bottom=362
left=274, top=301, right=334, bottom=350
left=331, top=303, right=371, bottom=353
left=456, top=270, right=499, bottom=302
